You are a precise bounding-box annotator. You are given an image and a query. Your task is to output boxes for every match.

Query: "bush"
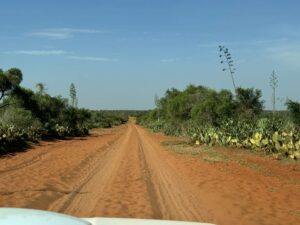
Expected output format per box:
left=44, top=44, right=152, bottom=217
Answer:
left=89, top=110, right=129, bottom=128
left=0, top=107, right=41, bottom=130
left=0, top=107, right=42, bottom=150
left=286, top=100, right=300, bottom=128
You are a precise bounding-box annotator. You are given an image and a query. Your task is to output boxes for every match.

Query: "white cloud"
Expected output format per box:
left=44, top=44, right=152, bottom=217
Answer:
left=30, top=31, right=72, bottom=39
left=67, top=56, right=119, bottom=62
left=160, top=58, right=179, bottom=63
left=56, top=28, right=105, bottom=34
left=29, top=28, right=107, bottom=39
left=6, top=50, right=66, bottom=56
left=5, top=49, right=119, bottom=62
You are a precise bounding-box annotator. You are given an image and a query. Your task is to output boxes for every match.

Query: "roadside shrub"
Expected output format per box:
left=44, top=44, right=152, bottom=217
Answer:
left=286, top=100, right=300, bottom=128
left=0, top=107, right=42, bottom=142
left=0, top=120, right=41, bottom=151
left=0, top=107, right=41, bottom=130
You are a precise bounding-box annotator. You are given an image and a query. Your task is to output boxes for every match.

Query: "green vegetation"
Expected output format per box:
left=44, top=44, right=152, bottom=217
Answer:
left=0, top=68, right=93, bottom=151
left=138, top=84, right=300, bottom=159
left=89, top=110, right=144, bottom=128
left=0, top=68, right=23, bottom=109
left=0, top=67, right=130, bottom=152
left=139, top=45, right=300, bottom=160
left=0, top=66, right=145, bottom=153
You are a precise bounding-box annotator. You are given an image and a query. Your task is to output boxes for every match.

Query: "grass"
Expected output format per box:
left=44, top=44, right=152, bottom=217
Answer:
left=161, top=140, right=276, bottom=173
left=161, top=141, right=211, bottom=155
left=161, top=140, right=229, bottom=163
left=291, top=209, right=300, bottom=218
left=161, top=139, right=300, bottom=180
left=236, top=159, right=273, bottom=176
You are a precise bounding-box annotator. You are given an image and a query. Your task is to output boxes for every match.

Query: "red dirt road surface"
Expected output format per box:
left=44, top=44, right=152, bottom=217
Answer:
left=0, top=122, right=300, bottom=225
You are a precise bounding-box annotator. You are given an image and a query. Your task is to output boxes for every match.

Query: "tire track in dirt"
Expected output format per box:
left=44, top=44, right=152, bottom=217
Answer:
left=0, top=129, right=124, bottom=209
left=0, top=153, right=47, bottom=175
left=0, top=138, right=99, bottom=175
left=51, top=122, right=211, bottom=223
left=50, top=128, right=130, bottom=213
left=136, top=133, right=162, bottom=219
left=50, top=124, right=134, bottom=216
left=135, top=126, right=212, bottom=222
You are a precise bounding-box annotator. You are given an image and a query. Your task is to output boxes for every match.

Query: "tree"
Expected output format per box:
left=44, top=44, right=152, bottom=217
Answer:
left=269, top=70, right=279, bottom=115
left=235, top=87, right=264, bottom=120
left=69, top=83, right=78, bottom=108
left=191, top=89, right=234, bottom=126
left=0, top=68, right=23, bottom=108
left=35, top=83, right=47, bottom=95
left=286, top=100, right=300, bottom=127
left=154, top=94, right=161, bottom=121
left=219, top=46, right=237, bottom=92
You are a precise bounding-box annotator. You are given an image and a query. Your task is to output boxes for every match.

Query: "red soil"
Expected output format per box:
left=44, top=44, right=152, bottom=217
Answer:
left=0, top=122, right=299, bottom=225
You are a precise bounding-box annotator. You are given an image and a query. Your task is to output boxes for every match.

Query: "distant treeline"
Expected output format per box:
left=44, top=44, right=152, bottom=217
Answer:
left=89, top=110, right=146, bottom=128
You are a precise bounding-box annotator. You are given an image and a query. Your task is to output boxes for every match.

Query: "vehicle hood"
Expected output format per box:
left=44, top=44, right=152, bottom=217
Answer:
left=0, top=208, right=215, bottom=225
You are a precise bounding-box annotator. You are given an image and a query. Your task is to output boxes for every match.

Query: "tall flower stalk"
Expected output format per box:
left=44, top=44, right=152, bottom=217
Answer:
left=269, top=70, right=279, bottom=115
left=219, top=45, right=237, bottom=92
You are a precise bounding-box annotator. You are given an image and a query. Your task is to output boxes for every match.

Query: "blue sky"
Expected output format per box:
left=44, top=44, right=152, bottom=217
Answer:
left=1, top=0, right=300, bottom=109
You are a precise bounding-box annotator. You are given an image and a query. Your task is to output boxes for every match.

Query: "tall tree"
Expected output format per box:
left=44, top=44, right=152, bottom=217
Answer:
left=35, top=83, right=46, bottom=95
left=69, top=83, right=78, bottom=108
left=0, top=68, right=23, bottom=108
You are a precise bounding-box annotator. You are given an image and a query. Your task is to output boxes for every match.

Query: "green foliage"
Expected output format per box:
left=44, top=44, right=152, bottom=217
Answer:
left=139, top=84, right=300, bottom=160
left=191, top=89, right=234, bottom=126
left=35, top=83, right=46, bottom=94
left=89, top=110, right=138, bottom=128
left=0, top=67, right=23, bottom=108
left=286, top=100, right=300, bottom=127
left=189, top=119, right=300, bottom=159
left=235, top=87, right=264, bottom=120
left=6, top=68, right=23, bottom=86
left=0, top=107, right=42, bottom=149
left=0, top=67, right=93, bottom=151
left=6, top=85, right=91, bottom=138
left=140, top=84, right=263, bottom=129
left=0, top=107, right=41, bottom=131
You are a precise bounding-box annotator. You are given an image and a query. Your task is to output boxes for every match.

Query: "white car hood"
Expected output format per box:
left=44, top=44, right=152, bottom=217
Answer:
left=0, top=208, right=214, bottom=225
left=84, top=217, right=214, bottom=225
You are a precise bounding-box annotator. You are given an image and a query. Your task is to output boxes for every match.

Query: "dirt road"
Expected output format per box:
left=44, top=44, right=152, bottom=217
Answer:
left=0, top=122, right=299, bottom=225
